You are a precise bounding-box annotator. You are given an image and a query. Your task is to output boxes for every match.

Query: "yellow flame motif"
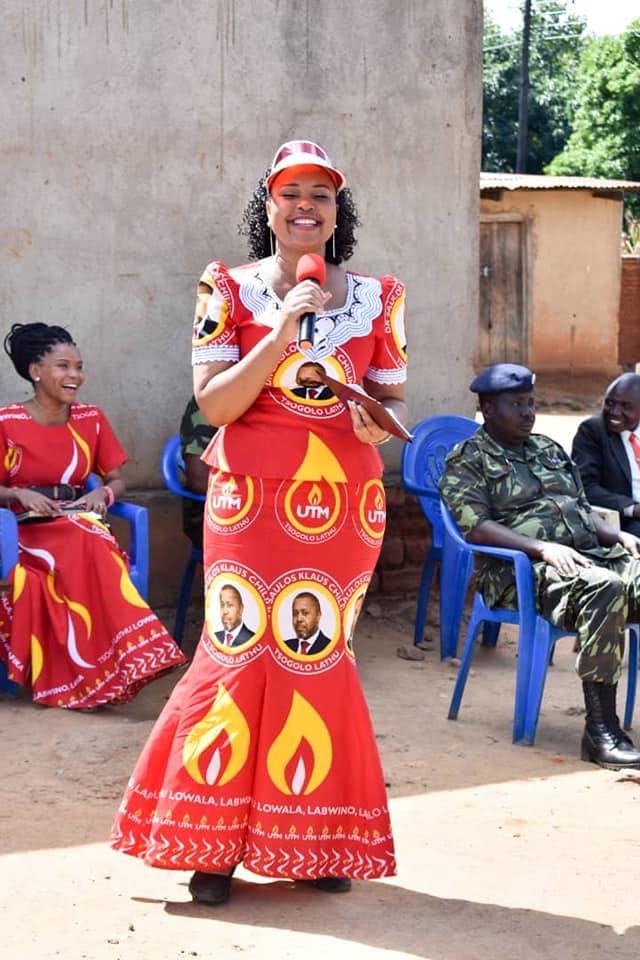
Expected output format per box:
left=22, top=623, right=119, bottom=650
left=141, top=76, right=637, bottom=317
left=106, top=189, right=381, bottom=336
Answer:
left=308, top=483, right=322, bottom=506
left=375, top=492, right=383, bottom=510
left=293, top=434, right=348, bottom=482
left=47, top=569, right=64, bottom=604
left=111, top=551, right=147, bottom=608
left=12, top=564, right=26, bottom=603
left=30, top=633, right=43, bottom=683
left=66, top=425, right=92, bottom=479
left=267, top=691, right=333, bottom=796
left=183, top=683, right=250, bottom=786
left=4, top=446, right=18, bottom=472
left=222, top=477, right=238, bottom=497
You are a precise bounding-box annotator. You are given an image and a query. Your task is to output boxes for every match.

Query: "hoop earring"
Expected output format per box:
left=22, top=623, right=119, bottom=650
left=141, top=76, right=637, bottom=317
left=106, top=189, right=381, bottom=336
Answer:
left=332, top=228, right=336, bottom=261
left=269, top=229, right=275, bottom=257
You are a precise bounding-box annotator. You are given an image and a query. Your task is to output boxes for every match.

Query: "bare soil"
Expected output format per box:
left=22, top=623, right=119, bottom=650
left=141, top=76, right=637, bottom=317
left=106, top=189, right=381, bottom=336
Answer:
left=2, top=594, right=640, bottom=960
left=2, top=388, right=638, bottom=959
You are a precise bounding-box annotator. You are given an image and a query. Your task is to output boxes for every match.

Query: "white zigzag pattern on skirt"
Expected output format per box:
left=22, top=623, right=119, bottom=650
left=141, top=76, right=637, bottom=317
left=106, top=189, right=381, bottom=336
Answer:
left=111, top=827, right=393, bottom=878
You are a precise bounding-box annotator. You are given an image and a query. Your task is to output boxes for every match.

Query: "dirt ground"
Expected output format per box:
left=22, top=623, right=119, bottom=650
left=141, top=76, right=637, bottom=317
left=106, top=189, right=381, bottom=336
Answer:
left=2, top=595, right=640, bottom=960
left=2, top=390, right=640, bottom=959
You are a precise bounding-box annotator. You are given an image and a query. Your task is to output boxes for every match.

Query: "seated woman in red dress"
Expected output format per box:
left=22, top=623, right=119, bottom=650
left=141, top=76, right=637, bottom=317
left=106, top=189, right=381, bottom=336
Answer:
left=0, top=322, right=185, bottom=709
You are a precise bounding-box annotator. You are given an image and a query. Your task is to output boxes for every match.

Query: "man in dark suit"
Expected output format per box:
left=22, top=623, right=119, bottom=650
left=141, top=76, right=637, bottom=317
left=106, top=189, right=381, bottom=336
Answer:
left=285, top=591, right=331, bottom=655
left=214, top=583, right=254, bottom=647
left=290, top=361, right=334, bottom=401
left=572, top=373, right=640, bottom=537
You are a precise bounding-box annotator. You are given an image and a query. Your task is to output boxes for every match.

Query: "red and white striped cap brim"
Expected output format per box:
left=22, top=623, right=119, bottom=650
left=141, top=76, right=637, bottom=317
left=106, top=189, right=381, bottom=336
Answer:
left=265, top=139, right=346, bottom=192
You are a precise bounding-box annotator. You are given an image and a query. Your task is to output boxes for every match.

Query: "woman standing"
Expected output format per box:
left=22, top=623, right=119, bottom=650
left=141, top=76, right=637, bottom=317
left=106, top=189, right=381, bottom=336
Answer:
left=0, top=322, right=185, bottom=708
left=111, top=140, right=408, bottom=903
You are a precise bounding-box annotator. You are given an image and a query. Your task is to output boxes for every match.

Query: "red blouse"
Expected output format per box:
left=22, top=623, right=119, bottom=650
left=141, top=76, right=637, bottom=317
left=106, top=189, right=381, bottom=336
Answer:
left=192, top=261, right=407, bottom=482
left=0, top=403, right=127, bottom=490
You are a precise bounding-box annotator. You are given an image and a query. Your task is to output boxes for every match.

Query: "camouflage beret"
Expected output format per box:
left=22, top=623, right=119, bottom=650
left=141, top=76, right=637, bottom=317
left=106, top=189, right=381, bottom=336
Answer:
left=469, top=363, right=535, bottom=394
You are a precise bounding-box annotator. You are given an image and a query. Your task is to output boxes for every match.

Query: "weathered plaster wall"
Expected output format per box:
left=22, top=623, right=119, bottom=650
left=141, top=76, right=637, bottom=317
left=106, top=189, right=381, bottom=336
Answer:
left=481, top=190, right=623, bottom=378
left=1, top=0, right=482, bottom=601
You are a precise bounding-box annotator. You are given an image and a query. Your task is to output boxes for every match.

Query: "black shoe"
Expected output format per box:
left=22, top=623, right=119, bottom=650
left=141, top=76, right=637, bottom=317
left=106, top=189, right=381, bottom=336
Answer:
left=580, top=728, right=640, bottom=770
left=188, top=869, right=234, bottom=905
left=305, top=876, right=352, bottom=893
left=581, top=681, right=640, bottom=770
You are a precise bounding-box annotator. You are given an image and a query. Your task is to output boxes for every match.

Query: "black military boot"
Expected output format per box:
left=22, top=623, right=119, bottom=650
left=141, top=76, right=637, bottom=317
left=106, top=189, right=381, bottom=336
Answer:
left=581, top=681, right=640, bottom=770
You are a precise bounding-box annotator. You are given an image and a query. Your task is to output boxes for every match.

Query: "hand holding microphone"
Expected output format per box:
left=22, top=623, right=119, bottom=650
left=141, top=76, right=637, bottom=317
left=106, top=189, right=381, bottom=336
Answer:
left=295, top=253, right=327, bottom=351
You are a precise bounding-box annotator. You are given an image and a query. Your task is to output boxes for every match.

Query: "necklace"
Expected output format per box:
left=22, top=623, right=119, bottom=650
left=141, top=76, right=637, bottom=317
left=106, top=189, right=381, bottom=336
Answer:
left=31, top=395, right=69, bottom=423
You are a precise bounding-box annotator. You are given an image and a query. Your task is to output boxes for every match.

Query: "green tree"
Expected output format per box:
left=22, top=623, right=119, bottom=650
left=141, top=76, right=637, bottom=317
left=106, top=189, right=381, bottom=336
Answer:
left=546, top=21, right=640, bottom=184
left=483, top=1, right=587, bottom=172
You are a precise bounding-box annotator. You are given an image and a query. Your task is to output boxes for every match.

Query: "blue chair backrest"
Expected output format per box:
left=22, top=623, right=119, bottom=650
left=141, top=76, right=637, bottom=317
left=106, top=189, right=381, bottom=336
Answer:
left=161, top=435, right=205, bottom=503
left=401, top=415, right=479, bottom=534
left=0, top=507, right=19, bottom=578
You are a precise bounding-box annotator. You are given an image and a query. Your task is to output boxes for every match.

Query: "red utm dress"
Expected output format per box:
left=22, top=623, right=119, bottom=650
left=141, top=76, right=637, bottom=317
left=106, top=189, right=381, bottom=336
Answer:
left=111, top=261, right=407, bottom=881
left=0, top=403, right=185, bottom=708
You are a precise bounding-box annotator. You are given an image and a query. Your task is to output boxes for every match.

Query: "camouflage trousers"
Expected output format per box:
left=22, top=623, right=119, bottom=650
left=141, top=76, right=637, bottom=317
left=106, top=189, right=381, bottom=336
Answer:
left=534, top=554, right=640, bottom=684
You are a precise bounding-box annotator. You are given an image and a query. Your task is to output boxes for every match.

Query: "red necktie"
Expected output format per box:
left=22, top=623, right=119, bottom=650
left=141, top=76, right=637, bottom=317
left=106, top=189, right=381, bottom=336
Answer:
left=226, top=632, right=234, bottom=646
left=299, top=640, right=312, bottom=654
left=630, top=432, right=640, bottom=468
left=307, top=389, right=319, bottom=399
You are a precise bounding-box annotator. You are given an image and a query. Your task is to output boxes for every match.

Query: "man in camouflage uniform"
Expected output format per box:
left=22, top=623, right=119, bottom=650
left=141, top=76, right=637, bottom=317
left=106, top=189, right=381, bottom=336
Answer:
left=179, top=395, right=216, bottom=551
left=439, top=362, right=640, bottom=769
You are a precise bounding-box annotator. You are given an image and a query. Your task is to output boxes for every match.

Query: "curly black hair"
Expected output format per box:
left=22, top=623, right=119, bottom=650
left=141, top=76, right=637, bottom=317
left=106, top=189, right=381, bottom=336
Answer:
left=238, top=168, right=361, bottom=265
left=4, top=322, right=75, bottom=382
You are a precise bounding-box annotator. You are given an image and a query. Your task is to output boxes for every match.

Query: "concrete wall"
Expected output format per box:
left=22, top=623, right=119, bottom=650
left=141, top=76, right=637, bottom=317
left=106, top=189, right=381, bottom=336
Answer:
left=480, top=190, right=623, bottom=378
left=2, top=0, right=482, bottom=601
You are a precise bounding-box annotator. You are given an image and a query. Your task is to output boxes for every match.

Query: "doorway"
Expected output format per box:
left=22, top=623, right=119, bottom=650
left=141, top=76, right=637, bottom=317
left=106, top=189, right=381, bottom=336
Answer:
left=478, top=217, right=526, bottom=366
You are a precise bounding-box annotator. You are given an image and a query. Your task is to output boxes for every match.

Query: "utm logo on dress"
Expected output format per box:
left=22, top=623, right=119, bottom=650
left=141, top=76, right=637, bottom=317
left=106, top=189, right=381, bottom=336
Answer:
left=206, top=471, right=262, bottom=535
left=276, top=478, right=347, bottom=543
left=355, top=479, right=386, bottom=546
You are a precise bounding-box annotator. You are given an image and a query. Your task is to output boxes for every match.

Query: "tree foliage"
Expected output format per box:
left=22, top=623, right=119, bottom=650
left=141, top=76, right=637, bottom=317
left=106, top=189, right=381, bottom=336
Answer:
left=483, top=1, right=587, bottom=172
left=546, top=22, right=640, bottom=182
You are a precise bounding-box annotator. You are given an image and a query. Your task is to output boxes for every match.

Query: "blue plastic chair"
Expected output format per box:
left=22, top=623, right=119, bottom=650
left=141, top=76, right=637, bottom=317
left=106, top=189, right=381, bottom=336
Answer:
left=442, top=502, right=639, bottom=744
left=86, top=474, right=149, bottom=600
left=401, top=415, right=479, bottom=657
left=0, top=508, right=19, bottom=695
left=160, top=435, right=205, bottom=647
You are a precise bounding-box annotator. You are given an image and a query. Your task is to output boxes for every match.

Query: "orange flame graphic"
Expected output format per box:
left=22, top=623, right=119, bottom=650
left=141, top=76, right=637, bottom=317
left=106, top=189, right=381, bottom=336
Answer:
left=374, top=492, right=383, bottom=510
left=183, top=684, right=250, bottom=786
left=222, top=476, right=238, bottom=497
left=308, top=483, right=322, bottom=506
left=267, top=691, right=332, bottom=795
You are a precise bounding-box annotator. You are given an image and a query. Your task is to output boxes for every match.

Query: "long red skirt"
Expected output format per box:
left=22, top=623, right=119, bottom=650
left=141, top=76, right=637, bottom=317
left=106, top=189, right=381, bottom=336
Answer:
left=0, top=513, right=185, bottom=708
left=110, top=474, right=396, bottom=880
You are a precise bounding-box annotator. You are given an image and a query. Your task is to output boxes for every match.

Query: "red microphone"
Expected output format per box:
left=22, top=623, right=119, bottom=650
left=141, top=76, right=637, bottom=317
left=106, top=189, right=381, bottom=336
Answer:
left=296, top=253, right=326, bottom=350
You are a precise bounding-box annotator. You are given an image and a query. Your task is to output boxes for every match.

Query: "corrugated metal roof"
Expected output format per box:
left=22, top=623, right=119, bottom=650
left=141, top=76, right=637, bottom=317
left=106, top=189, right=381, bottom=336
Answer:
left=480, top=172, right=640, bottom=192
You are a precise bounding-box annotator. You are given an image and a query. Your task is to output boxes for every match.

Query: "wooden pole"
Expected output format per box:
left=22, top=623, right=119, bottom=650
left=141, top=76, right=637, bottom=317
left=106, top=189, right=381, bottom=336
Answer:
left=516, top=0, right=532, bottom=172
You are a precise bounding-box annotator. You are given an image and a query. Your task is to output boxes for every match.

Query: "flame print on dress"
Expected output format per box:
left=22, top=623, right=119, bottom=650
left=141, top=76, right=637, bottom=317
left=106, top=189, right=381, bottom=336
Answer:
left=20, top=543, right=95, bottom=669
left=295, top=433, right=348, bottom=482
left=30, top=633, right=44, bottom=682
left=275, top=434, right=348, bottom=543
left=207, top=472, right=256, bottom=527
left=183, top=683, right=250, bottom=786
left=110, top=551, right=148, bottom=608
left=64, top=424, right=92, bottom=482
left=267, top=691, right=332, bottom=795
left=354, top=479, right=386, bottom=547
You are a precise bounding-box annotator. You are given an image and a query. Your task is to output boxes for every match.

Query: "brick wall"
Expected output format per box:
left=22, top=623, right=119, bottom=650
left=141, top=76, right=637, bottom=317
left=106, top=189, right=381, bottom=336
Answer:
left=619, top=256, right=640, bottom=367
left=369, top=477, right=430, bottom=597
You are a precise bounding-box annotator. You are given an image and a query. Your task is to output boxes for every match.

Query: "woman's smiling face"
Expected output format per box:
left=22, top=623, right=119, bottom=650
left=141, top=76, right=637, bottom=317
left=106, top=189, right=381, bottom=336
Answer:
left=266, top=167, right=337, bottom=257
left=29, top=342, right=85, bottom=404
